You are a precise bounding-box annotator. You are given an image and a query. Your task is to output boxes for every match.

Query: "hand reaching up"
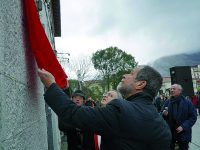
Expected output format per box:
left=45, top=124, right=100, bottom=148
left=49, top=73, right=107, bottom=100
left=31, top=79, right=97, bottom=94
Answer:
left=38, top=68, right=56, bottom=88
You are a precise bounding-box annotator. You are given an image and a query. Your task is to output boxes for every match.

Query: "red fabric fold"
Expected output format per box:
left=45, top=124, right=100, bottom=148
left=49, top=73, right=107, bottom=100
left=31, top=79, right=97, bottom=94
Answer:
left=23, top=0, right=67, bottom=89
left=94, top=134, right=100, bottom=150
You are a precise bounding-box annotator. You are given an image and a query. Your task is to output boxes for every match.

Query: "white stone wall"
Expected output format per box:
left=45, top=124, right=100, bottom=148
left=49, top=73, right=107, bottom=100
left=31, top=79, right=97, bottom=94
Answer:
left=0, top=0, right=49, bottom=149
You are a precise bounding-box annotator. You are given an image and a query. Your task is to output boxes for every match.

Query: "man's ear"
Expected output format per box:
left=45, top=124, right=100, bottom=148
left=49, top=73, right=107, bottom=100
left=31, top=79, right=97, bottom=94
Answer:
left=135, top=81, right=147, bottom=90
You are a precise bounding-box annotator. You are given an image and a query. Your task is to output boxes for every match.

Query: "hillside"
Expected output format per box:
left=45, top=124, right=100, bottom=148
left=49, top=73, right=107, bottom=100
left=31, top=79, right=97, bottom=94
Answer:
left=150, top=51, right=200, bottom=77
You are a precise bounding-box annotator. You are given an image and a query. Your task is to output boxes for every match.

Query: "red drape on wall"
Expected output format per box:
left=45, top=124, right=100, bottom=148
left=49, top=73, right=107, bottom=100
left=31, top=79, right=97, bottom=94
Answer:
left=94, top=134, right=100, bottom=150
left=23, top=0, right=67, bottom=89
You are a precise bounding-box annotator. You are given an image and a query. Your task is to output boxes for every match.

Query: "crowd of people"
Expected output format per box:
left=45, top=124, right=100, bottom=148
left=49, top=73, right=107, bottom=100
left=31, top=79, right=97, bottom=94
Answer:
left=37, top=65, right=199, bottom=150
left=58, top=89, right=124, bottom=150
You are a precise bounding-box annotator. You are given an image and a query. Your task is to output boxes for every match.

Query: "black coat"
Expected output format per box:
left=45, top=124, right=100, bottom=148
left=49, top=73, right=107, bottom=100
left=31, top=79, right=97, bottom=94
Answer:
left=61, top=128, right=96, bottom=150
left=45, top=83, right=171, bottom=150
left=162, top=96, right=197, bottom=142
left=58, top=105, right=96, bottom=150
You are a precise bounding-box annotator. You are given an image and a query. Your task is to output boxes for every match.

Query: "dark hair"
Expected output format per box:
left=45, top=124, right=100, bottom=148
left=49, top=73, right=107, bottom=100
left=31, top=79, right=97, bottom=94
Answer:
left=72, top=90, right=86, bottom=100
left=135, top=66, right=163, bottom=97
left=85, top=100, right=96, bottom=107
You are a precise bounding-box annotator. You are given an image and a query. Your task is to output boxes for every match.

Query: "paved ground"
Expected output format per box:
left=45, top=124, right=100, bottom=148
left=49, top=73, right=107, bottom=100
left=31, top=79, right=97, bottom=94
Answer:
left=190, top=115, right=200, bottom=150
left=60, top=134, right=68, bottom=150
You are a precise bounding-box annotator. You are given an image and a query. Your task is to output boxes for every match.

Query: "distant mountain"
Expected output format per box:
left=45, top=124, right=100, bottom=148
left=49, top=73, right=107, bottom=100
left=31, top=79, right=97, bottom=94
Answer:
left=150, top=51, right=200, bottom=77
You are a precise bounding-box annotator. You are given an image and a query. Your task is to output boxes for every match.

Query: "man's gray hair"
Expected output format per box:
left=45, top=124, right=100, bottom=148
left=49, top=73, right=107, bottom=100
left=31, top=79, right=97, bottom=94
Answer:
left=172, top=84, right=183, bottom=92
left=135, top=66, right=163, bottom=97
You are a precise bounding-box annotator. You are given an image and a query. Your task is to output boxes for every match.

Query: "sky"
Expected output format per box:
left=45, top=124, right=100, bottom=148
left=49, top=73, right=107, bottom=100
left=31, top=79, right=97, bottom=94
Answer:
left=55, top=0, right=200, bottom=66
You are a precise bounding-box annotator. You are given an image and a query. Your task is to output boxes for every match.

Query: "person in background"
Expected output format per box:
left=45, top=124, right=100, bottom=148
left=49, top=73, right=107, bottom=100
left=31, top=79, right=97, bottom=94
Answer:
left=84, top=98, right=99, bottom=150
left=59, top=90, right=85, bottom=150
left=86, top=97, right=96, bottom=108
left=59, top=90, right=97, bottom=150
left=38, top=66, right=171, bottom=150
left=161, top=84, right=197, bottom=150
left=100, top=93, right=107, bottom=107
left=153, top=95, right=162, bottom=112
left=98, top=90, right=123, bottom=148
left=101, top=90, right=122, bottom=107
left=191, top=95, right=198, bottom=111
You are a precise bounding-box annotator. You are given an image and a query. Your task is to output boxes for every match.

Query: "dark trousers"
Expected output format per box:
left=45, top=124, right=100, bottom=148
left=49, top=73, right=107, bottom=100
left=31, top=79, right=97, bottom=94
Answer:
left=177, top=142, right=189, bottom=150
left=170, top=130, right=189, bottom=150
left=171, top=141, right=189, bottom=150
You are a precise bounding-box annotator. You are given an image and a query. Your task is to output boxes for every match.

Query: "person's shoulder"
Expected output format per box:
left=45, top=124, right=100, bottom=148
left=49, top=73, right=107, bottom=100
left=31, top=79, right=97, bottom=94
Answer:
left=181, top=96, right=193, bottom=105
left=181, top=95, right=189, bottom=101
left=163, top=99, right=170, bottom=104
left=109, top=98, right=124, bottom=104
left=105, top=99, right=125, bottom=108
left=104, top=99, right=126, bottom=113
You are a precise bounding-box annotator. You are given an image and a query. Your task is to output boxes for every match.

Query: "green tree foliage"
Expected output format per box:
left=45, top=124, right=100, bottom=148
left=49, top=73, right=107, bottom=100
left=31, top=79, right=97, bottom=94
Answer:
left=68, top=79, right=79, bottom=92
left=68, top=79, right=103, bottom=102
left=92, top=46, right=137, bottom=91
left=84, top=83, right=103, bottom=102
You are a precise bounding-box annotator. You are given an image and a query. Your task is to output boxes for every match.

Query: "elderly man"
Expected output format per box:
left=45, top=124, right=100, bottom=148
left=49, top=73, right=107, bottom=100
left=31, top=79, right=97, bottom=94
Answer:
left=162, top=84, right=197, bottom=150
left=38, top=65, right=171, bottom=150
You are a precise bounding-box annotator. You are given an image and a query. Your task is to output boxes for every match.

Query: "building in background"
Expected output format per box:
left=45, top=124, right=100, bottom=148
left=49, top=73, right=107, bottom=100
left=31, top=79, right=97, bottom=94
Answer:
left=191, top=65, right=200, bottom=93
left=0, top=0, right=62, bottom=150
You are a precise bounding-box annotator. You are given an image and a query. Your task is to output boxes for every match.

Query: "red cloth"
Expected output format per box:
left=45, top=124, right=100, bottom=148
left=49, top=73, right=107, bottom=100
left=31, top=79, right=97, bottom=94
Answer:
left=192, top=96, right=198, bottom=108
left=23, top=0, right=67, bottom=89
left=94, top=134, right=99, bottom=150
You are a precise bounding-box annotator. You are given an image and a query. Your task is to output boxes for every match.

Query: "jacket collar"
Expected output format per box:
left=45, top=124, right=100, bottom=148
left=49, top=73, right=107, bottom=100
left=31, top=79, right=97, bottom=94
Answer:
left=170, top=95, right=183, bottom=103
left=126, top=92, right=153, bottom=102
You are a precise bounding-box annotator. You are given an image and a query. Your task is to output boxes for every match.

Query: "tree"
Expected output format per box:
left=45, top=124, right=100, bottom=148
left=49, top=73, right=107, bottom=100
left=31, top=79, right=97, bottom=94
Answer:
left=92, top=46, right=137, bottom=91
left=65, top=56, right=100, bottom=91
left=68, top=56, right=94, bottom=82
left=67, top=56, right=103, bottom=100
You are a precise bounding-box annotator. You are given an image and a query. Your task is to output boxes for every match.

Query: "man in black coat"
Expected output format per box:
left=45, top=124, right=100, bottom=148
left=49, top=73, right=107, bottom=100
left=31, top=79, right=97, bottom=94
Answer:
left=38, top=65, right=171, bottom=150
left=161, top=84, right=197, bottom=150
left=59, top=90, right=97, bottom=150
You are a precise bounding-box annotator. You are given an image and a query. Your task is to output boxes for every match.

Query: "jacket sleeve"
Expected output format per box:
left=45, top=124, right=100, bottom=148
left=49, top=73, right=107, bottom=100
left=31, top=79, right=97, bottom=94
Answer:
left=160, top=100, right=169, bottom=119
left=181, top=100, right=197, bottom=131
left=44, top=83, right=120, bottom=136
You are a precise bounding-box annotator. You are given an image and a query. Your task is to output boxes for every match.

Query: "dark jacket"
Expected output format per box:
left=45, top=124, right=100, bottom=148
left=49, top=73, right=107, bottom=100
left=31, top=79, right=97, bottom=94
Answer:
left=58, top=105, right=96, bottom=150
left=45, top=83, right=171, bottom=150
left=153, top=96, right=162, bottom=112
left=162, top=95, right=197, bottom=142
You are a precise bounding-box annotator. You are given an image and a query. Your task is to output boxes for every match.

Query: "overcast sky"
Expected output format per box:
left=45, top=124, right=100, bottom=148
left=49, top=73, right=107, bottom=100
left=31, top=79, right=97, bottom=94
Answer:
left=55, top=0, right=200, bottom=66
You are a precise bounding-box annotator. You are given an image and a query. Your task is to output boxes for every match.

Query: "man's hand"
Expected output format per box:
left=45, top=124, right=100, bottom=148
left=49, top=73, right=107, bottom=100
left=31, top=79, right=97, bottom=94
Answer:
left=176, top=126, right=183, bottom=133
left=63, top=79, right=69, bottom=90
left=38, top=68, right=56, bottom=88
left=162, top=110, right=168, bottom=116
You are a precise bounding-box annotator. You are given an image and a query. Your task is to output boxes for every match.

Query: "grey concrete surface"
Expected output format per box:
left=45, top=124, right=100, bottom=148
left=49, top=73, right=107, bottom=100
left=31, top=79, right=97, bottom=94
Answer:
left=190, top=115, right=200, bottom=150
left=0, top=0, right=48, bottom=149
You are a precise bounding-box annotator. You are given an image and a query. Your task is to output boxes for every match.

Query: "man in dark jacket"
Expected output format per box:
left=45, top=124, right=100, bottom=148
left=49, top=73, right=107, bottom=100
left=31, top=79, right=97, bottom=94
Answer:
left=59, top=90, right=97, bottom=150
left=38, top=65, right=171, bottom=150
left=162, top=84, right=197, bottom=150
